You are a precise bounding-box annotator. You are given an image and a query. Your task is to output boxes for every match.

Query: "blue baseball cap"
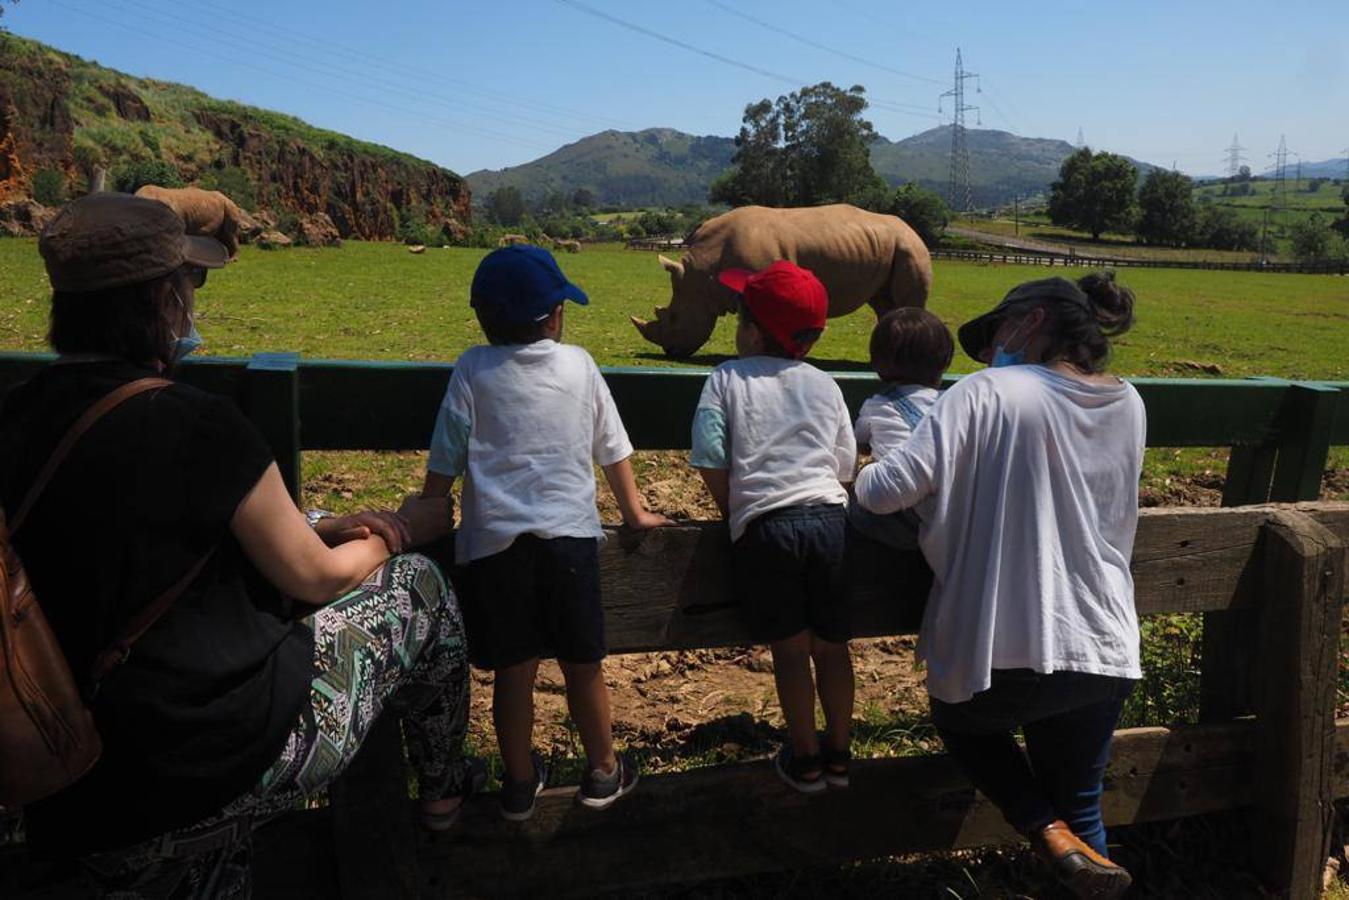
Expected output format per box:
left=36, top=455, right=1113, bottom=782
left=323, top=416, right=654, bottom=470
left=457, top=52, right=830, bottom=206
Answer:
left=470, top=244, right=589, bottom=324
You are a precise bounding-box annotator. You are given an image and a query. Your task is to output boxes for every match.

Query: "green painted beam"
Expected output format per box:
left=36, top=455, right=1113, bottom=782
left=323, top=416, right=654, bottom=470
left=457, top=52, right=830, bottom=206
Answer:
left=0, top=353, right=1344, bottom=454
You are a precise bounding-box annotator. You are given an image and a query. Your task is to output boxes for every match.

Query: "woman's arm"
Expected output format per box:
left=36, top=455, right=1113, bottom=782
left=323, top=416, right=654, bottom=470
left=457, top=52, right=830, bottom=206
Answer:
left=232, top=464, right=390, bottom=605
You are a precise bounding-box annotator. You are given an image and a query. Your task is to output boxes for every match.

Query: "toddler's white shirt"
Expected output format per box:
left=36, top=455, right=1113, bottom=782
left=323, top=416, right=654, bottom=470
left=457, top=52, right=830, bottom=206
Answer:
left=428, top=341, right=633, bottom=564
left=691, top=356, right=856, bottom=542
left=855, top=384, right=940, bottom=459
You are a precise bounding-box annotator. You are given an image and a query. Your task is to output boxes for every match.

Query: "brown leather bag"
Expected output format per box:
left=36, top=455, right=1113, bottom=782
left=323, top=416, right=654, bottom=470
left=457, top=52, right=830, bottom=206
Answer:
left=0, top=377, right=212, bottom=808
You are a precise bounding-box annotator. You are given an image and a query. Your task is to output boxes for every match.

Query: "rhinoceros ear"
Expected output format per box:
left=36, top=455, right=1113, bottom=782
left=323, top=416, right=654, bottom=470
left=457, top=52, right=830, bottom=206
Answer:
left=657, top=255, right=685, bottom=279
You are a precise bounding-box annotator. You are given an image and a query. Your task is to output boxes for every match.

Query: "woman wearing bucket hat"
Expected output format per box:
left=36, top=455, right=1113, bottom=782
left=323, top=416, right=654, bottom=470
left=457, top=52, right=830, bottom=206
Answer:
left=855, top=272, right=1143, bottom=899
left=0, top=193, right=478, bottom=895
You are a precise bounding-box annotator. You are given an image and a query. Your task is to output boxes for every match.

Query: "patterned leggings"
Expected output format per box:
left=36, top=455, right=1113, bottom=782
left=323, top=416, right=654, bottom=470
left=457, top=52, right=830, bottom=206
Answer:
left=81, top=553, right=472, bottom=899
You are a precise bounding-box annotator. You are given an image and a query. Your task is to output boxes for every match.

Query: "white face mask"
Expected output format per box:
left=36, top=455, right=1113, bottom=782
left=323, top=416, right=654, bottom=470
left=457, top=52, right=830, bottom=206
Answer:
left=170, top=288, right=203, bottom=361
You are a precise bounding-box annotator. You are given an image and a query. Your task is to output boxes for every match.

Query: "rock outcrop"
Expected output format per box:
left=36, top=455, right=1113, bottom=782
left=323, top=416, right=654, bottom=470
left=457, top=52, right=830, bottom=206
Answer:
left=295, top=212, right=341, bottom=247
left=0, top=198, right=55, bottom=236
left=0, top=34, right=471, bottom=241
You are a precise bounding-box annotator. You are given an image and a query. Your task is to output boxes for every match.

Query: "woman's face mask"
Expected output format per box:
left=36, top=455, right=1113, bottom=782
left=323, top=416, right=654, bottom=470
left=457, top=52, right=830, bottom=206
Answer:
left=171, top=287, right=203, bottom=361
left=990, top=316, right=1033, bottom=368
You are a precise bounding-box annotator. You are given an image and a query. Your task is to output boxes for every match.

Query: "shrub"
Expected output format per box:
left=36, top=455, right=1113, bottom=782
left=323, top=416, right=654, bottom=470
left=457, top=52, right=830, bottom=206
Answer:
left=1289, top=213, right=1332, bottom=262
left=882, top=182, right=949, bottom=248
left=198, top=165, right=257, bottom=211
left=113, top=158, right=183, bottom=193
left=30, top=169, right=66, bottom=206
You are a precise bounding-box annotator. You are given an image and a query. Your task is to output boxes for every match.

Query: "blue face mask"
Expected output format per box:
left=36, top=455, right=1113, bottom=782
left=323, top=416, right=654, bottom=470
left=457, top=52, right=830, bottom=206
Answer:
left=990, top=318, right=1031, bottom=368
left=171, top=289, right=203, bottom=361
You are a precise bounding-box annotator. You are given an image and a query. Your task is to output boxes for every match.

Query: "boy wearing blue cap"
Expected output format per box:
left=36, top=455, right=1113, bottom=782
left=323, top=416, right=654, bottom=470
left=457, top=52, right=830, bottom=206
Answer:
left=416, top=245, right=667, bottom=821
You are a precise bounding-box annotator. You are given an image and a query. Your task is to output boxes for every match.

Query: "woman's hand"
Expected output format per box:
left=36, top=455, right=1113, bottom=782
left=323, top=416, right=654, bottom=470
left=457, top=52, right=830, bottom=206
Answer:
left=315, top=511, right=410, bottom=553
left=397, top=494, right=453, bottom=547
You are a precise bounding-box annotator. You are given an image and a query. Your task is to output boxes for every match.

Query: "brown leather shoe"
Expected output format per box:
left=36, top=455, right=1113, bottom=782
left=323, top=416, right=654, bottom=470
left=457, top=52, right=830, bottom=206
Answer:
left=1030, top=820, right=1132, bottom=899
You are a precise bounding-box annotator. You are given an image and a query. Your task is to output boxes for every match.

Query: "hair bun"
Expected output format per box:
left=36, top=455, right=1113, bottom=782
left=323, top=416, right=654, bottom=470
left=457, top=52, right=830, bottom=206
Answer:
left=1077, top=270, right=1134, bottom=337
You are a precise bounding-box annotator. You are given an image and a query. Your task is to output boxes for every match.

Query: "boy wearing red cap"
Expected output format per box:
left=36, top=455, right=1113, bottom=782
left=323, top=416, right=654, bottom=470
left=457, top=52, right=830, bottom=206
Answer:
left=690, top=260, right=858, bottom=793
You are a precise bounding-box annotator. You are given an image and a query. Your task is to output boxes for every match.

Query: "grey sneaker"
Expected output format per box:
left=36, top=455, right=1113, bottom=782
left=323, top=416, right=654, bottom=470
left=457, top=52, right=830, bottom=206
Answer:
left=577, top=751, right=639, bottom=809
left=499, top=752, right=548, bottom=822
left=774, top=744, right=826, bottom=794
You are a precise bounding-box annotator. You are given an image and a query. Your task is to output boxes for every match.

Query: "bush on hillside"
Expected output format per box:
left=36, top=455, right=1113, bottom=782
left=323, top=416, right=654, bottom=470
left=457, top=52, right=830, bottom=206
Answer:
left=1289, top=213, right=1333, bottom=262
left=113, top=158, right=183, bottom=193
left=198, top=165, right=257, bottom=210
left=30, top=169, right=66, bottom=206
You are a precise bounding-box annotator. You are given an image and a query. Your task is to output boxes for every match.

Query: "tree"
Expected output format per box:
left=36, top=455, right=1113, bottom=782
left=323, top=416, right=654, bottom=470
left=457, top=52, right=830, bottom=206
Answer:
left=1290, top=213, right=1332, bottom=262
left=710, top=82, right=885, bottom=208
left=570, top=188, right=596, bottom=210
left=1234, top=164, right=1252, bottom=182
left=885, top=182, right=949, bottom=248
left=1047, top=148, right=1137, bottom=240
left=112, top=159, right=182, bottom=193
left=483, top=186, right=525, bottom=227
left=1135, top=169, right=1196, bottom=247
left=1194, top=206, right=1257, bottom=251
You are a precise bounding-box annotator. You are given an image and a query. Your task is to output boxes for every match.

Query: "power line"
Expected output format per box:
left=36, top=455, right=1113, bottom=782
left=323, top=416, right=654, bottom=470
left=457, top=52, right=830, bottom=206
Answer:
left=702, top=0, right=944, bottom=86
left=47, top=0, right=554, bottom=153
left=556, top=0, right=941, bottom=124
left=557, top=0, right=803, bottom=85
left=939, top=48, right=979, bottom=212
left=174, top=0, right=641, bottom=133
left=104, top=0, right=586, bottom=142
left=1225, top=133, right=1246, bottom=178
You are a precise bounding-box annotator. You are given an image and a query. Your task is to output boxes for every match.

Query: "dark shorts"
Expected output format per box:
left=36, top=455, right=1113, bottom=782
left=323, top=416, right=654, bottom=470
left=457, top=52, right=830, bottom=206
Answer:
left=458, top=535, right=605, bottom=670
left=732, top=503, right=852, bottom=643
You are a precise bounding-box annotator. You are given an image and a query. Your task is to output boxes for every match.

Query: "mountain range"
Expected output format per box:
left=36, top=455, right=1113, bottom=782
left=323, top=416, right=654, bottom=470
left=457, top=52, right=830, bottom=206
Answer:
left=467, top=126, right=1162, bottom=209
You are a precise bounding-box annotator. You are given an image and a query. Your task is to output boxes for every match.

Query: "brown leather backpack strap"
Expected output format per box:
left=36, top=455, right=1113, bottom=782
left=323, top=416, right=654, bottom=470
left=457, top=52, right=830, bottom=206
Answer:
left=9, top=377, right=173, bottom=535
left=91, top=546, right=217, bottom=682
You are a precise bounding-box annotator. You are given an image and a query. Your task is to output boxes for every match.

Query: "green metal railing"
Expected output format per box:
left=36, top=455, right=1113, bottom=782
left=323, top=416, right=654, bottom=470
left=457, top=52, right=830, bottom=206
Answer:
left=0, top=352, right=1343, bottom=507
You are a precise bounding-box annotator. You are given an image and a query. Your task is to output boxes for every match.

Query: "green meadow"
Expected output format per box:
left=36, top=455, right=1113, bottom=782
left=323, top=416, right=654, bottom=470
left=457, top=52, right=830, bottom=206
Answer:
left=2, top=238, right=1347, bottom=381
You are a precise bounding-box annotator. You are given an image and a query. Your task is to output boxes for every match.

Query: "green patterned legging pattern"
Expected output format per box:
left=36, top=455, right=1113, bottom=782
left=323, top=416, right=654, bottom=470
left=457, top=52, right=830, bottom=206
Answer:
left=81, top=553, right=472, bottom=899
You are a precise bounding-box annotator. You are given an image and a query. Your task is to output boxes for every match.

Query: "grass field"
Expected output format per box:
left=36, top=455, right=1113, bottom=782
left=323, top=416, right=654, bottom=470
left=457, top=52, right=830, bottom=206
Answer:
left=3, top=238, right=1348, bottom=380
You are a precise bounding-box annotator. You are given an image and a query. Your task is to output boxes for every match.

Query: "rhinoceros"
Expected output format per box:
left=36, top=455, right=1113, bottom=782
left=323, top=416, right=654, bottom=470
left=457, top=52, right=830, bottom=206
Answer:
left=631, top=204, right=932, bottom=358
left=134, top=185, right=253, bottom=258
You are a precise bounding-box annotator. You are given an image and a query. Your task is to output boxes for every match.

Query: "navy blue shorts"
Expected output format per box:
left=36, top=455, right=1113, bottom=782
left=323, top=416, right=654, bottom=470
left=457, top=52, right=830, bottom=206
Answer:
left=459, top=535, right=605, bottom=670
left=732, top=504, right=853, bottom=643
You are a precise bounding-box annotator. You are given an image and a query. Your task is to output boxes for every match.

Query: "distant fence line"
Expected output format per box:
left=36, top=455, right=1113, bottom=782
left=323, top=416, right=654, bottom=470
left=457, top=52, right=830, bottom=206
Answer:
left=930, top=248, right=1349, bottom=275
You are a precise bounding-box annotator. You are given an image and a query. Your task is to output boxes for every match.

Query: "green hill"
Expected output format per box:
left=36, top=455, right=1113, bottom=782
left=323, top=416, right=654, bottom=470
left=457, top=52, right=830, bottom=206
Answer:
left=466, top=129, right=736, bottom=209
left=467, top=125, right=1161, bottom=211
left=0, top=33, right=469, bottom=239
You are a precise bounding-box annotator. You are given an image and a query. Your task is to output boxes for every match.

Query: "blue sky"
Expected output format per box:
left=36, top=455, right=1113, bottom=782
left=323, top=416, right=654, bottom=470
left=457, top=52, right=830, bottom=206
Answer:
left=8, top=0, right=1348, bottom=177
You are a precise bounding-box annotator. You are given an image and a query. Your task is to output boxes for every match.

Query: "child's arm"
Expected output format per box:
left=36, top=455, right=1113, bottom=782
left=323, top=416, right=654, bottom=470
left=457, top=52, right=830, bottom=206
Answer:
left=602, top=456, right=672, bottom=529
left=696, top=467, right=730, bottom=519
left=397, top=471, right=455, bottom=547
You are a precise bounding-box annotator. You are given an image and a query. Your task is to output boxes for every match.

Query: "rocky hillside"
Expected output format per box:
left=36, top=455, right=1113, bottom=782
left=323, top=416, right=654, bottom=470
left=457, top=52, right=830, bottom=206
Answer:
left=467, top=129, right=736, bottom=208
left=0, top=33, right=469, bottom=239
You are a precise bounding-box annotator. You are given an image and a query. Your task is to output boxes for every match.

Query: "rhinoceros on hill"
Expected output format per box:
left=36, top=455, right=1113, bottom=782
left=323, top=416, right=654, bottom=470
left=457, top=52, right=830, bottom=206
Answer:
left=631, top=204, right=932, bottom=358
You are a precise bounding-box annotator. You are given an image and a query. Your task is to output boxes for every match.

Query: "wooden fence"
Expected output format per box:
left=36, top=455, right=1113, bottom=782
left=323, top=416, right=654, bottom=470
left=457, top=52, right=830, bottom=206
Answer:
left=930, top=248, right=1349, bottom=275
left=1, top=353, right=1347, bottom=898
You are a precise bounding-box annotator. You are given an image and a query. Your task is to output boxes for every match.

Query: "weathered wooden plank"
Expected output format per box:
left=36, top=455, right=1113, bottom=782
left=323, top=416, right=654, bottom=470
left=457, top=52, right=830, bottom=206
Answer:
left=596, top=507, right=1320, bottom=654
left=328, top=715, right=419, bottom=900
left=1249, top=510, right=1345, bottom=899
left=412, top=723, right=1254, bottom=898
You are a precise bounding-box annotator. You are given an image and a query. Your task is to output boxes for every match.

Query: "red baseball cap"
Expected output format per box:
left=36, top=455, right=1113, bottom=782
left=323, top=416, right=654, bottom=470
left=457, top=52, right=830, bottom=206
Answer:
left=719, top=260, right=828, bottom=358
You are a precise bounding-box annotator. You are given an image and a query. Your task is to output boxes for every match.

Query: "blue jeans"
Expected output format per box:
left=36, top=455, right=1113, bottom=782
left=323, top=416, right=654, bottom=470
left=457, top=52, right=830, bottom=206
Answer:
left=929, top=669, right=1136, bottom=856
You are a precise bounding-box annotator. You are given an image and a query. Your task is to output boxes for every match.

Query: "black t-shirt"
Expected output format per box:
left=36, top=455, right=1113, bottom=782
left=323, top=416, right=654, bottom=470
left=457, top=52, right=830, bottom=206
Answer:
left=0, top=361, right=315, bottom=855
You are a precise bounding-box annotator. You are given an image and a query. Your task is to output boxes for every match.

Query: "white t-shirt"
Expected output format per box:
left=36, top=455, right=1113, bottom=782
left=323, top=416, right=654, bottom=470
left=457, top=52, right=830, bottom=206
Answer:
left=690, top=356, right=856, bottom=542
left=855, top=384, right=940, bottom=459
left=428, top=341, right=633, bottom=564
left=855, top=365, right=1146, bottom=704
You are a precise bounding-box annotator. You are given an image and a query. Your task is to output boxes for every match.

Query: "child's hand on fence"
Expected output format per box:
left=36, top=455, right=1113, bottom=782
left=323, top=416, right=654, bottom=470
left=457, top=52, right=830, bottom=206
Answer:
left=625, top=509, right=673, bottom=531
left=396, top=494, right=453, bottom=547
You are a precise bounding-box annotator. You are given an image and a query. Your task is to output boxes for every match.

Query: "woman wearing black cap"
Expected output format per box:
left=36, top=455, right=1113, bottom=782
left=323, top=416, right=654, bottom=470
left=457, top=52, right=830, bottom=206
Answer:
left=855, top=272, right=1142, bottom=899
left=0, top=193, right=477, bottom=894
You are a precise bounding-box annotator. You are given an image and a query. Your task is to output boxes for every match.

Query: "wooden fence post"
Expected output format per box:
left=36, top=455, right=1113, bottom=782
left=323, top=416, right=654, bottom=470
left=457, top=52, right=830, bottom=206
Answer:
left=1203, top=381, right=1340, bottom=722
left=243, top=352, right=302, bottom=501
left=1249, top=510, right=1345, bottom=897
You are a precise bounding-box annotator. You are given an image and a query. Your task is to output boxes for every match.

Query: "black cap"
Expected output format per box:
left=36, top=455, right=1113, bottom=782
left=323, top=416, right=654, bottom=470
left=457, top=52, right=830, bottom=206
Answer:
left=956, top=277, right=1090, bottom=360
